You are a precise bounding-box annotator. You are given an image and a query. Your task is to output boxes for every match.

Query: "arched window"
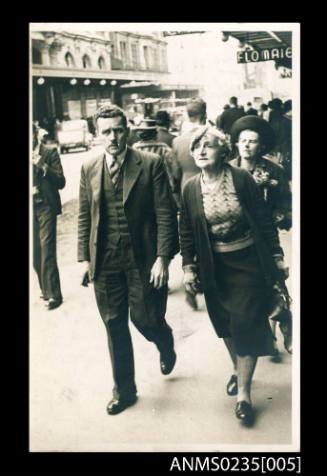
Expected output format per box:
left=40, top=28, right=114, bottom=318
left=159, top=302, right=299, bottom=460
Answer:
left=32, top=47, right=42, bottom=64
left=65, top=52, right=75, bottom=67
left=82, top=54, right=91, bottom=69
left=98, top=56, right=105, bottom=69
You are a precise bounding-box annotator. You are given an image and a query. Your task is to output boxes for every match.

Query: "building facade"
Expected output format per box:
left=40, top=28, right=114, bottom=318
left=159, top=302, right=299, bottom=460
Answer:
left=31, top=29, right=170, bottom=128
left=165, top=30, right=293, bottom=121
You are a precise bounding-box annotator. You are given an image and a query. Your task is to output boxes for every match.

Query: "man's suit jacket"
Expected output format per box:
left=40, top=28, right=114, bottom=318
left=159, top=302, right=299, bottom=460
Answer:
left=156, top=127, right=175, bottom=147
left=34, top=145, right=66, bottom=215
left=78, top=146, right=179, bottom=281
left=172, top=127, right=202, bottom=189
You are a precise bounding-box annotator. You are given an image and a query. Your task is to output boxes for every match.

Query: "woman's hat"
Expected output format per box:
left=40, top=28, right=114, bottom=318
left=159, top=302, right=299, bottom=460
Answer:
left=133, top=118, right=157, bottom=130
left=230, top=115, right=275, bottom=153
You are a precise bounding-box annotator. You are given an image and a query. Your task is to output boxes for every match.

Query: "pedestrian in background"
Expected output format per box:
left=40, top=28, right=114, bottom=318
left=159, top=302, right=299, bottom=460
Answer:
left=78, top=104, right=179, bottom=415
left=155, top=110, right=175, bottom=147
left=179, top=125, right=287, bottom=423
left=230, top=115, right=292, bottom=358
left=219, top=96, right=245, bottom=135
left=32, top=125, right=66, bottom=310
left=244, top=102, right=258, bottom=116
left=215, top=104, right=230, bottom=129
left=268, top=98, right=284, bottom=163
left=258, top=103, right=269, bottom=121
left=132, top=118, right=182, bottom=209
left=172, top=98, right=207, bottom=310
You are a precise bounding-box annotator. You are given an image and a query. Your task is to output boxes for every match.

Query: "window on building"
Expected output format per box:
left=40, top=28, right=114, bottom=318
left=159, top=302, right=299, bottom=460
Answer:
left=82, top=54, right=92, bottom=69
left=65, top=52, right=75, bottom=67
left=131, top=44, right=138, bottom=69
left=120, top=41, right=127, bottom=66
left=32, top=47, right=42, bottom=64
left=153, top=47, right=159, bottom=71
left=98, top=56, right=106, bottom=69
left=143, top=45, right=150, bottom=70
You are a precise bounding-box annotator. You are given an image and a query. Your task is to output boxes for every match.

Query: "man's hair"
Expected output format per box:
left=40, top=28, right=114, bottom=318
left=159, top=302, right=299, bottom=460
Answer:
left=93, top=103, right=128, bottom=128
left=247, top=102, right=252, bottom=107
left=260, top=103, right=268, bottom=111
left=186, top=98, right=206, bottom=121
left=229, top=96, right=238, bottom=106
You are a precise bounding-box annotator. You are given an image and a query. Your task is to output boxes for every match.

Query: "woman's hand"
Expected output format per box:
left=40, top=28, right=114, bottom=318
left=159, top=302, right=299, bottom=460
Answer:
left=274, top=257, right=289, bottom=280
left=183, top=270, right=201, bottom=295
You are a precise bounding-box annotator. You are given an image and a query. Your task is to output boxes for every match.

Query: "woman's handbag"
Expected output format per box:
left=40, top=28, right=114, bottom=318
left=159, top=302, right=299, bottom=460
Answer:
left=268, top=280, right=292, bottom=354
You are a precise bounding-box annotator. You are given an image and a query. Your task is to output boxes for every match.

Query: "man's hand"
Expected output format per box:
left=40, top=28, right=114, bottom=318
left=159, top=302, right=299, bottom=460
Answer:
left=149, top=257, right=170, bottom=289
left=79, top=261, right=91, bottom=286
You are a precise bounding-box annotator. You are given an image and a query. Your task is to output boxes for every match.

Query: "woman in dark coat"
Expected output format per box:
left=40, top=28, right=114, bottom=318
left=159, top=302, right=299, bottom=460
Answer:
left=179, top=126, right=287, bottom=422
left=229, top=116, right=292, bottom=358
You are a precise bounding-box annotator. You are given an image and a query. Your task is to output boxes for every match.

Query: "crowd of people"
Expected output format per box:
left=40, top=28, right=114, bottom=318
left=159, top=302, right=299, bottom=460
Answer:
left=32, top=95, right=293, bottom=425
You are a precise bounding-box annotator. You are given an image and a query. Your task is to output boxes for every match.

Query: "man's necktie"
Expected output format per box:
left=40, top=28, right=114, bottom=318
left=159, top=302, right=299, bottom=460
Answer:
left=109, top=156, right=120, bottom=186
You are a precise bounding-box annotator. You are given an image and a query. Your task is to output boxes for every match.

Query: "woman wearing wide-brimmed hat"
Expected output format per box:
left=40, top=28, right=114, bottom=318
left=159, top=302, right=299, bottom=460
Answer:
left=179, top=125, right=287, bottom=423
left=229, top=115, right=292, bottom=232
left=229, top=115, right=292, bottom=359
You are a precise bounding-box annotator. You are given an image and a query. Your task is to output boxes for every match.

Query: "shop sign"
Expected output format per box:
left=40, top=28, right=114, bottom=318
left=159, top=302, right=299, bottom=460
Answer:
left=237, top=47, right=292, bottom=63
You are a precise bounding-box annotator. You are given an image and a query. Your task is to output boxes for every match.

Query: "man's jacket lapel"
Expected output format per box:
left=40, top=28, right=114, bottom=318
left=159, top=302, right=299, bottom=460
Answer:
left=123, top=147, right=142, bottom=206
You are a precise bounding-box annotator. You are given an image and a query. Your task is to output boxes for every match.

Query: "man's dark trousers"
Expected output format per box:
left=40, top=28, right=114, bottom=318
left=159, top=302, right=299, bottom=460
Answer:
left=33, top=202, right=62, bottom=302
left=94, top=245, right=174, bottom=401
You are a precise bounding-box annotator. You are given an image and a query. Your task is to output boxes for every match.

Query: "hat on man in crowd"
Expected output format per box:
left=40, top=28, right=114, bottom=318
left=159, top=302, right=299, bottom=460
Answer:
left=268, top=98, right=283, bottom=110
left=133, top=118, right=157, bottom=130
left=230, top=115, right=275, bottom=154
left=155, top=110, right=171, bottom=127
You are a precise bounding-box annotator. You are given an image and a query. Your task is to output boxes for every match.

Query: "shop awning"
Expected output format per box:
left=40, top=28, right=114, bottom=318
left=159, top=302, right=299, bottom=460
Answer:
left=226, top=31, right=292, bottom=50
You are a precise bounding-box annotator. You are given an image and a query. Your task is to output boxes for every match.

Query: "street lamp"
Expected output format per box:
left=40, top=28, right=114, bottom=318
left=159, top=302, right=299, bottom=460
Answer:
left=84, top=79, right=91, bottom=86
left=110, top=80, right=117, bottom=86
left=70, top=78, right=77, bottom=85
left=37, top=77, right=45, bottom=85
left=100, top=79, right=106, bottom=86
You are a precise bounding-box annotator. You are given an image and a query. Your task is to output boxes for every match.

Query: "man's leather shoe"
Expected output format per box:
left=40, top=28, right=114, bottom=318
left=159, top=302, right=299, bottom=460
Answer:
left=40, top=294, right=49, bottom=301
left=106, top=395, right=137, bottom=415
left=46, top=298, right=62, bottom=310
left=235, top=401, right=253, bottom=422
left=160, top=348, right=176, bottom=375
left=227, top=375, right=238, bottom=396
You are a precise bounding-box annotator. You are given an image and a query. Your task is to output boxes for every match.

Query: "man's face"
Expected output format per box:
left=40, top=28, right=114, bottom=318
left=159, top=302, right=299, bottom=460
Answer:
left=237, top=129, right=261, bottom=160
left=97, top=116, right=129, bottom=156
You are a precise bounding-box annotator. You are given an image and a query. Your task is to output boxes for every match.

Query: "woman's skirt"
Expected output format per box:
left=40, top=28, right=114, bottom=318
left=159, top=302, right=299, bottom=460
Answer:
left=211, top=244, right=275, bottom=357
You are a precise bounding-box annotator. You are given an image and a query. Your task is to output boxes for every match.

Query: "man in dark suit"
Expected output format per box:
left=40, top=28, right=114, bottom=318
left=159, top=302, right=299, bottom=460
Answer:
left=219, top=96, right=245, bottom=135
left=33, top=127, right=66, bottom=310
left=245, top=102, right=258, bottom=116
left=78, top=104, right=179, bottom=415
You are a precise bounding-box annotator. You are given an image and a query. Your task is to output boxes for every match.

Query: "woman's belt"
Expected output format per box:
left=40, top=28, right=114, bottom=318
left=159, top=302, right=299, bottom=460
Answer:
left=212, top=233, right=254, bottom=253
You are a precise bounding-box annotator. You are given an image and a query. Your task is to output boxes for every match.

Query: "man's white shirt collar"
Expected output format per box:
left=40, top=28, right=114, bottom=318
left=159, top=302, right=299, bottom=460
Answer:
left=105, top=147, right=127, bottom=169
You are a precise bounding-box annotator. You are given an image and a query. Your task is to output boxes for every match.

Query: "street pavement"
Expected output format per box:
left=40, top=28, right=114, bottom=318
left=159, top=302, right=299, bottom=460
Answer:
left=29, top=146, right=299, bottom=452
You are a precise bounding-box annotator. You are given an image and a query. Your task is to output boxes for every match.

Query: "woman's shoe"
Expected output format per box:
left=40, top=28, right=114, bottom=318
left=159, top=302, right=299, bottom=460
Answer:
left=227, top=375, right=238, bottom=396
left=270, top=347, right=281, bottom=363
left=235, top=401, right=253, bottom=421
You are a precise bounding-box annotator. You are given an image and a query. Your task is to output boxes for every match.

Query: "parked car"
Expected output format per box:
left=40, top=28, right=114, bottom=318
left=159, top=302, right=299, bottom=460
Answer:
left=57, top=119, right=93, bottom=153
